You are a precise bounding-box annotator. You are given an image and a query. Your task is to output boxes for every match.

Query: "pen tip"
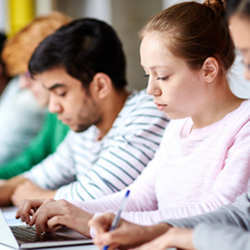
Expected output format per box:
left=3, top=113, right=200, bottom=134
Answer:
left=125, top=190, right=130, bottom=197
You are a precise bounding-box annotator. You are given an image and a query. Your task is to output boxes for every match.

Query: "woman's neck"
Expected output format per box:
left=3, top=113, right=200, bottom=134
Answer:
left=192, top=79, right=244, bottom=129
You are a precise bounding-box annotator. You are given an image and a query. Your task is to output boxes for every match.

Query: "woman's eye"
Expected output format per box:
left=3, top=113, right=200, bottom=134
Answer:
left=144, top=74, right=150, bottom=79
left=156, top=76, right=169, bottom=81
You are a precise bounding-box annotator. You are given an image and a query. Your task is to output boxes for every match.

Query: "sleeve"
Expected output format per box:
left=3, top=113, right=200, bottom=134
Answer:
left=24, top=132, right=76, bottom=190
left=165, top=193, right=250, bottom=230
left=73, top=153, right=159, bottom=216
left=69, top=130, right=170, bottom=225
left=0, top=112, right=53, bottom=179
left=193, top=223, right=250, bottom=250
left=54, top=96, right=169, bottom=201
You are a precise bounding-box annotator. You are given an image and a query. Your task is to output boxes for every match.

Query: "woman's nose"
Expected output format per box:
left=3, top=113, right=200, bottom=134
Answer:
left=146, top=78, right=161, bottom=96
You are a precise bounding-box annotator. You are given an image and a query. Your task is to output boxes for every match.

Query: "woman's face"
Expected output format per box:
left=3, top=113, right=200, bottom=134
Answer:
left=140, top=32, right=207, bottom=120
left=230, top=15, right=250, bottom=80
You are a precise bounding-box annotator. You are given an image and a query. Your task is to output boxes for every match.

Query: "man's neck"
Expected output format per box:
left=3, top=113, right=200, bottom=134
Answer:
left=97, top=89, right=130, bottom=140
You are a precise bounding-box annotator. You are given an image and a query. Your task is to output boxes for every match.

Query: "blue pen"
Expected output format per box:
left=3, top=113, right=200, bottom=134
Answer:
left=103, top=190, right=130, bottom=250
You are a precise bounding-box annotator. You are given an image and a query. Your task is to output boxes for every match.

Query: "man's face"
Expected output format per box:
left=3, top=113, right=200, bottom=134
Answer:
left=34, top=67, right=101, bottom=132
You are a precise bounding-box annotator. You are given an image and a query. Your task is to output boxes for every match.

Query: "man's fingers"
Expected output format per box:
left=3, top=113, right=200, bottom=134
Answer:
left=16, top=200, right=32, bottom=224
left=47, top=216, right=63, bottom=231
left=16, top=199, right=44, bottom=225
left=32, top=200, right=57, bottom=233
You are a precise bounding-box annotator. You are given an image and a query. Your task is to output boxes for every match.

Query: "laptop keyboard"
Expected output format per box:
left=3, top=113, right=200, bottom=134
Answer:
left=11, top=226, right=46, bottom=243
left=10, top=225, right=89, bottom=244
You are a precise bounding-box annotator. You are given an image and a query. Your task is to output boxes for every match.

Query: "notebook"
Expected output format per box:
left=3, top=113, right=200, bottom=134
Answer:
left=0, top=209, right=93, bottom=249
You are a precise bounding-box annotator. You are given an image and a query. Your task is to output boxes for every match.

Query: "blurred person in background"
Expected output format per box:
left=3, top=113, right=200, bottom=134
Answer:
left=0, top=12, right=71, bottom=165
left=0, top=32, right=10, bottom=95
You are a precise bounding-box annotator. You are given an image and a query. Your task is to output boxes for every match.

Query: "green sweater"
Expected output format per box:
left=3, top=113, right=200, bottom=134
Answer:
left=0, top=112, right=69, bottom=179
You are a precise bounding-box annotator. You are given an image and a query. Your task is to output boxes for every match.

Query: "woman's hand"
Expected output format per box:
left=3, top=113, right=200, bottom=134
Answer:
left=89, top=213, right=170, bottom=250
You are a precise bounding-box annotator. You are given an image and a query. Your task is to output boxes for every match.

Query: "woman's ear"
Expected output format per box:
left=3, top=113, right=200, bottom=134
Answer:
left=90, top=73, right=112, bottom=100
left=200, top=57, right=220, bottom=83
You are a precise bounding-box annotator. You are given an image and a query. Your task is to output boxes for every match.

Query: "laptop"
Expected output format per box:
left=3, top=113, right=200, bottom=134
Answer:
left=0, top=209, right=93, bottom=249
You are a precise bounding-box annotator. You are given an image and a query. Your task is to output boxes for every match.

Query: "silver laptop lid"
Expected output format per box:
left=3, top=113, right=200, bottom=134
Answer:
left=0, top=209, right=19, bottom=249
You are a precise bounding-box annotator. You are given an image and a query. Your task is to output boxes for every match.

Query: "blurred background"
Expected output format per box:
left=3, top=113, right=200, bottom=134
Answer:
left=0, top=0, right=186, bottom=90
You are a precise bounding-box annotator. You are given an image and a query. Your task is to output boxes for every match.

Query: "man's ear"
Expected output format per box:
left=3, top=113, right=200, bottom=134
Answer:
left=89, top=73, right=112, bottom=99
left=200, top=57, right=220, bottom=83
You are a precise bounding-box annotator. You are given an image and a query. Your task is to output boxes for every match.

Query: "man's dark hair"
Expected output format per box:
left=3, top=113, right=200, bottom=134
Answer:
left=29, top=18, right=127, bottom=90
left=0, top=32, right=7, bottom=64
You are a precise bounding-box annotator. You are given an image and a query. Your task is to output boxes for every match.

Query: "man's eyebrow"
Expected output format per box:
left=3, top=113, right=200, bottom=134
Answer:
left=47, top=83, right=65, bottom=91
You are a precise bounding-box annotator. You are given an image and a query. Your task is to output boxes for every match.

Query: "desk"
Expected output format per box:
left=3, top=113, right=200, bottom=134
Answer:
left=35, top=245, right=98, bottom=250
left=0, top=244, right=98, bottom=250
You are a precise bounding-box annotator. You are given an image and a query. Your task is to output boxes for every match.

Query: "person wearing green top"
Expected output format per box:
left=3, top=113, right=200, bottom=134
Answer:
left=0, top=112, right=69, bottom=179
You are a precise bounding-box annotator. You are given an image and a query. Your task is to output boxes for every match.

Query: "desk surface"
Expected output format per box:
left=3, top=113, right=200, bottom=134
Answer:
left=0, top=243, right=98, bottom=250
left=35, top=245, right=98, bottom=250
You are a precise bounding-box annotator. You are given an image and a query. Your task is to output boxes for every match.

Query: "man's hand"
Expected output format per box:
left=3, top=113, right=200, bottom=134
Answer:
left=17, top=199, right=93, bottom=237
left=133, top=227, right=196, bottom=250
left=16, top=199, right=46, bottom=225
left=11, top=180, right=56, bottom=206
left=89, top=213, right=171, bottom=250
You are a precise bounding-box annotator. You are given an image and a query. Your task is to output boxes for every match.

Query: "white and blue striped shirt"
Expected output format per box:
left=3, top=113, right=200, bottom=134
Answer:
left=25, top=90, right=169, bottom=202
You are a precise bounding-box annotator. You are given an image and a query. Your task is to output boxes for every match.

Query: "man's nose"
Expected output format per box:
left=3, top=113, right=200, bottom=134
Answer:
left=48, top=98, right=62, bottom=114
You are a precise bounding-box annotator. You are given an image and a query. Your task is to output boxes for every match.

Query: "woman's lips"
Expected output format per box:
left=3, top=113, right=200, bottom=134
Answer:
left=155, top=103, right=167, bottom=110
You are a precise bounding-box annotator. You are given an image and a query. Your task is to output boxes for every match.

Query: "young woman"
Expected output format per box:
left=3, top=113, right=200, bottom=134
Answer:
left=16, top=0, right=250, bottom=246
left=89, top=0, right=250, bottom=250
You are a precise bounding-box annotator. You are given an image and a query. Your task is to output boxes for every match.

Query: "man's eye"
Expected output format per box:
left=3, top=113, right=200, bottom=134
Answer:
left=156, top=76, right=169, bottom=81
left=58, top=92, right=66, bottom=97
left=144, top=74, right=149, bottom=79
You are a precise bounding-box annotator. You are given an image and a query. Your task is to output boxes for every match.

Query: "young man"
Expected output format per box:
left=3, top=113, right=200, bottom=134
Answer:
left=0, top=18, right=168, bottom=206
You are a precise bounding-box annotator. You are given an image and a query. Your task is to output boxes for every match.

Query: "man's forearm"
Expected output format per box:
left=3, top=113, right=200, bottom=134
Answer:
left=0, top=176, right=28, bottom=206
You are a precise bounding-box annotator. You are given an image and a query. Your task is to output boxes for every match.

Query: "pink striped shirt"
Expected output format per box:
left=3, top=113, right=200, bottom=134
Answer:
left=75, top=100, right=250, bottom=225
